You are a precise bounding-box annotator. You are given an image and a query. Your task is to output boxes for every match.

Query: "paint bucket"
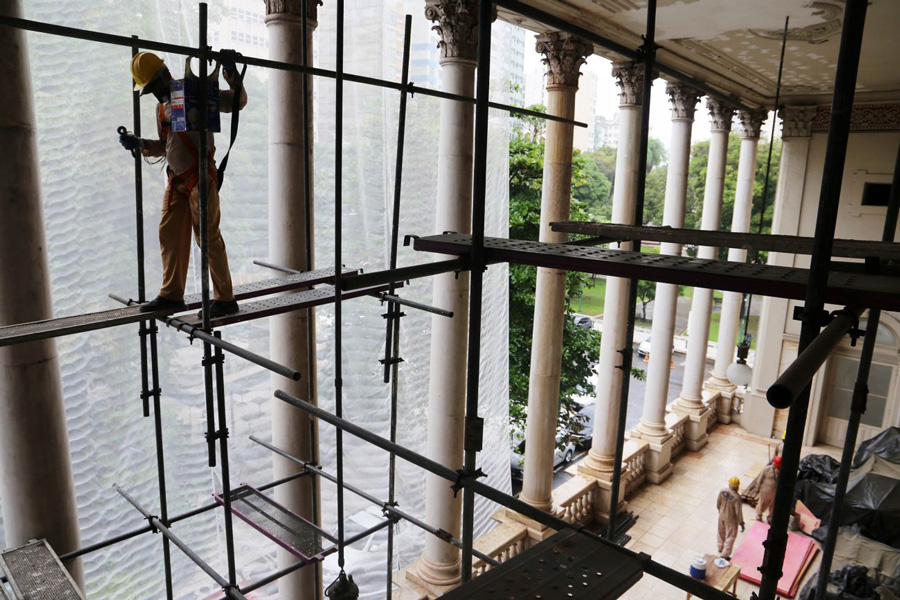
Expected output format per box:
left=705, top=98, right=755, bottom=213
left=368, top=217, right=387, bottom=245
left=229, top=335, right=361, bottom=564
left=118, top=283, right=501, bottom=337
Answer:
left=689, top=556, right=707, bottom=579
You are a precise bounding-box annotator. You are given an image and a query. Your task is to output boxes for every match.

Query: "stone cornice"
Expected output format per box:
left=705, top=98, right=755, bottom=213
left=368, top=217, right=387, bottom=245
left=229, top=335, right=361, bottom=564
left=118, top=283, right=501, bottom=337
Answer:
left=611, top=61, right=652, bottom=107
left=706, top=98, right=735, bottom=132
left=779, top=105, right=817, bottom=138
left=425, top=0, right=495, bottom=63
left=810, top=103, right=900, bottom=133
left=738, top=108, right=768, bottom=139
left=264, top=0, right=319, bottom=24
left=534, top=32, right=593, bottom=90
left=665, top=83, right=702, bottom=122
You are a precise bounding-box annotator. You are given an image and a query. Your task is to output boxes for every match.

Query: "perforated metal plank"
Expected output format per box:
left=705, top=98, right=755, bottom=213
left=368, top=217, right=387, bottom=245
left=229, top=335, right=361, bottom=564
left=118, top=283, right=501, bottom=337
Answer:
left=176, top=282, right=399, bottom=328
left=412, top=234, right=900, bottom=311
left=0, top=539, right=85, bottom=600
left=441, top=529, right=645, bottom=600
left=0, top=266, right=357, bottom=347
left=214, top=485, right=335, bottom=562
left=551, top=222, right=900, bottom=260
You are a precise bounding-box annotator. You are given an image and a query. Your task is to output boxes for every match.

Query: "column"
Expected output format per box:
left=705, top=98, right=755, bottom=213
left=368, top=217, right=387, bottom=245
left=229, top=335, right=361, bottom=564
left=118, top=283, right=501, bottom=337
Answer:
left=415, top=0, right=485, bottom=589
left=579, top=62, right=649, bottom=518
left=673, top=98, right=735, bottom=450
left=264, top=2, right=318, bottom=597
left=742, top=106, right=816, bottom=436
left=520, top=32, right=592, bottom=514
left=0, top=0, right=83, bottom=586
left=707, top=109, right=767, bottom=393
left=631, top=84, right=701, bottom=483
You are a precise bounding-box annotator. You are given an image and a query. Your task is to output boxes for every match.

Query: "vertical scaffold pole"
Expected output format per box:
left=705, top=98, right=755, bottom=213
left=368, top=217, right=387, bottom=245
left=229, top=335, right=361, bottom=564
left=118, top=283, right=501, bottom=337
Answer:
left=334, top=0, right=347, bottom=571
left=608, top=0, right=656, bottom=541
left=384, top=15, right=413, bottom=600
left=758, top=2, right=869, bottom=599
left=460, top=0, right=492, bottom=583
left=213, top=333, right=237, bottom=586
left=131, top=36, right=173, bottom=600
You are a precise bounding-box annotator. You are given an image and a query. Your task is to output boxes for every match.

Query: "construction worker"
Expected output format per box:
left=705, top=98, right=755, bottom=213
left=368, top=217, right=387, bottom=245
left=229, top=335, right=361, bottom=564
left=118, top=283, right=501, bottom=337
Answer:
left=716, top=476, right=745, bottom=560
left=119, top=51, right=246, bottom=318
left=752, top=455, right=781, bottom=523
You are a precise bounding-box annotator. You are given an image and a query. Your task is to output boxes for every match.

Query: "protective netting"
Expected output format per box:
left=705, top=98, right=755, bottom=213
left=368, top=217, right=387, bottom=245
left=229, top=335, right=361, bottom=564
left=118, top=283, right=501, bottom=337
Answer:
left=7, top=1, right=515, bottom=598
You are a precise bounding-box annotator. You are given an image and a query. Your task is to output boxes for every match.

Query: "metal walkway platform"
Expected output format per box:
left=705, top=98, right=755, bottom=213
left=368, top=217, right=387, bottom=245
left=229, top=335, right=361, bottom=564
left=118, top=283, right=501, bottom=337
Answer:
left=175, top=282, right=398, bottom=329
left=441, top=529, right=645, bottom=600
left=551, top=221, right=900, bottom=260
left=412, top=234, right=900, bottom=311
left=215, top=485, right=335, bottom=563
left=0, top=539, right=85, bottom=600
left=0, top=266, right=357, bottom=347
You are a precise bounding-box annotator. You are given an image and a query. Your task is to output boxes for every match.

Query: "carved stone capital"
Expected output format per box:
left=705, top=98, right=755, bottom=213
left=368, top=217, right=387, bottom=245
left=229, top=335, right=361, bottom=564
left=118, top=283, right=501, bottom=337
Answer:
left=706, top=98, right=735, bottom=131
left=779, top=105, right=817, bottom=138
left=611, top=61, right=651, bottom=107
left=264, top=0, right=319, bottom=25
left=665, top=83, right=702, bottom=122
left=425, top=0, right=494, bottom=64
left=534, top=32, right=593, bottom=90
left=738, top=108, right=768, bottom=139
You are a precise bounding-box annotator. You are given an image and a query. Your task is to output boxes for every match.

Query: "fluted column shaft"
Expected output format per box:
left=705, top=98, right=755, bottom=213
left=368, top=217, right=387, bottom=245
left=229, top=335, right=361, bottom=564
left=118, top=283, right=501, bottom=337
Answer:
left=419, top=0, right=484, bottom=585
left=521, top=33, right=591, bottom=512
left=636, top=84, right=701, bottom=442
left=0, top=0, right=83, bottom=587
left=582, top=62, right=647, bottom=477
left=265, top=2, right=319, bottom=597
left=678, top=99, right=735, bottom=408
left=710, top=110, right=767, bottom=388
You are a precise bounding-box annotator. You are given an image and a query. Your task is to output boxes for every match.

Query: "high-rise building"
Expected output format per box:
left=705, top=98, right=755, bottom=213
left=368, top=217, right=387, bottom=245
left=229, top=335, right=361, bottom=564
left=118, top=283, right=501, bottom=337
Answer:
left=572, top=69, right=597, bottom=151
left=594, top=113, right=619, bottom=149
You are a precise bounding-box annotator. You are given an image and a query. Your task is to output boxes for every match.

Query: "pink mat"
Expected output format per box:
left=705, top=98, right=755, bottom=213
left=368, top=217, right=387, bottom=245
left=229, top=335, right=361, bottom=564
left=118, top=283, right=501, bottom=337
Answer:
left=731, top=521, right=818, bottom=598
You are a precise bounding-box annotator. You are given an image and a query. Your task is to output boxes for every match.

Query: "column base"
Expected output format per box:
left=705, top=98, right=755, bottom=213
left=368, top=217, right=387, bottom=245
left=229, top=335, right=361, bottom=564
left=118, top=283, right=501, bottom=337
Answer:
left=632, top=435, right=674, bottom=485
left=671, top=403, right=713, bottom=451
left=575, top=468, right=627, bottom=525
left=498, top=508, right=557, bottom=543
left=410, top=553, right=461, bottom=591
left=715, top=387, right=735, bottom=424
left=705, top=374, right=736, bottom=395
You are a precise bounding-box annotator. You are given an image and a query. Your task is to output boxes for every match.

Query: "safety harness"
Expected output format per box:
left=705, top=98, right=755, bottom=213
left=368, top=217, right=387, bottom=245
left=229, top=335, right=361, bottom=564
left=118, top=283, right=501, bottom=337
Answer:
left=158, top=102, right=217, bottom=193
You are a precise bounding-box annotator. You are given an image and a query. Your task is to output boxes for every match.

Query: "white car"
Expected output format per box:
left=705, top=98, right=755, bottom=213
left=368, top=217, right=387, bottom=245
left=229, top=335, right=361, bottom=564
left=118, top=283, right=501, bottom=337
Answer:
left=637, top=335, right=651, bottom=357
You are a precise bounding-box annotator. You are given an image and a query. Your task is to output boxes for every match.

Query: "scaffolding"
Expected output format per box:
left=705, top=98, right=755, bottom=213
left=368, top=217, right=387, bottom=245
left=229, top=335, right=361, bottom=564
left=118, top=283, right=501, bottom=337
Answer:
left=0, top=0, right=892, bottom=599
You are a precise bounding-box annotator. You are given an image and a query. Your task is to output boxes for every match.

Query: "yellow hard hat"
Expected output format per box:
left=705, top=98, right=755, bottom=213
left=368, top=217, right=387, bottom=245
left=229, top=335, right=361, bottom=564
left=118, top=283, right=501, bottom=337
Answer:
left=729, top=476, right=740, bottom=489
left=131, top=52, right=165, bottom=93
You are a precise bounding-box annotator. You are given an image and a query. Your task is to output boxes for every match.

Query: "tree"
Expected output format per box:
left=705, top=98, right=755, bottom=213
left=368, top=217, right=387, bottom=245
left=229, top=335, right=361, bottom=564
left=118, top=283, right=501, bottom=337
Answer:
left=636, top=280, right=656, bottom=321
left=514, top=103, right=548, bottom=143
left=572, top=149, right=612, bottom=220
left=646, top=137, right=667, bottom=174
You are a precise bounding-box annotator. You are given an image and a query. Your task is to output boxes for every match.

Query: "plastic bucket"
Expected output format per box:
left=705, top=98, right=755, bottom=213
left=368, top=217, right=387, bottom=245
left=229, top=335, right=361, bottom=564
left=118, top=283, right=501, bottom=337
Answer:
left=689, top=556, right=707, bottom=579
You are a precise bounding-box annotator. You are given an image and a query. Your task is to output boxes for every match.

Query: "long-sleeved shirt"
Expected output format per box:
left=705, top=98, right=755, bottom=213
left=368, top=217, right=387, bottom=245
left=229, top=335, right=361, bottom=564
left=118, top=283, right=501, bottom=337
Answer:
left=141, top=82, right=247, bottom=177
left=717, top=487, right=744, bottom=526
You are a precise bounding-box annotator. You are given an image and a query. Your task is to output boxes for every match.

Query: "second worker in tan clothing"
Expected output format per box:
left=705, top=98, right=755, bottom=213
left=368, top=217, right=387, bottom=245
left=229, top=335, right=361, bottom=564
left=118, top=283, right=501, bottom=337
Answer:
left=752, top=456, right=781, bottom=523
left=717, top=476, right=745, bottom=559
left=121, top=51, right=246, bottom=319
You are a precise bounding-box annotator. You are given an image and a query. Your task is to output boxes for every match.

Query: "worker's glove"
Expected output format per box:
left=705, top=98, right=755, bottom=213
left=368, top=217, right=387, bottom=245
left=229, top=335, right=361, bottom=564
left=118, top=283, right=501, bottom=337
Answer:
left=119, top=134, right=142, bottom=151
left=740, top=523, right=745, bottom=532
left=219, top=49, right=241, bottom=76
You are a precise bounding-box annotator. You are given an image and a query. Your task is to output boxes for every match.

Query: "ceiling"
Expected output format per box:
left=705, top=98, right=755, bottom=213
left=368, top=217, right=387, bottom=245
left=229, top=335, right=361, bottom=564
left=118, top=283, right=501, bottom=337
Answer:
left=499, top=0, right=900, bottom=107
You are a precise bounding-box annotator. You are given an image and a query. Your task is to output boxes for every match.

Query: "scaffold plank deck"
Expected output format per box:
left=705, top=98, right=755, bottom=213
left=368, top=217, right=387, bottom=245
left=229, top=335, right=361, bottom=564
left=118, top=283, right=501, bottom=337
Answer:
left=440, top=529, right=644, bottom=600
left=0, top=266, right=357, bottom=347
left=176, top=282, right=399, bottom=329
left=551, top=222, right=900, bottom=260
left=214, top=485, right=335, bottom=563
left=0, top=539, right=86, bottom=600
left=412, top=234, right=900, bottom=311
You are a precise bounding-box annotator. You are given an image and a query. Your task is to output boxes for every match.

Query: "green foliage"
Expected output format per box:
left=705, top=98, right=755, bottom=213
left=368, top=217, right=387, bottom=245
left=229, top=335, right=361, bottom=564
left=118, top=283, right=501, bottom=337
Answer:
left=636, top=280, right=656, bottom=321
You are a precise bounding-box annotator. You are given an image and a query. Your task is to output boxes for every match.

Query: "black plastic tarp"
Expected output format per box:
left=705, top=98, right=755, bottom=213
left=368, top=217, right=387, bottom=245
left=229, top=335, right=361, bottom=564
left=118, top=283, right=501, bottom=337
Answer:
left=854, top=427, right=900, bottom=468
left=798, top=470, right=900, bottom=548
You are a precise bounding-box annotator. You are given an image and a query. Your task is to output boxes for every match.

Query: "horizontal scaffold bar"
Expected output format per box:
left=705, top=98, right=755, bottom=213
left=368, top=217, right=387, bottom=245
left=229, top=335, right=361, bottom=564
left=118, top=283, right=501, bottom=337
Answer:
left=552, top=222, right=900, bottom=260
left=411, top=234, right=900, bottom=311
left=0, top=16, right=586, bottom=129
left=0, top=266, right=356, bottom=347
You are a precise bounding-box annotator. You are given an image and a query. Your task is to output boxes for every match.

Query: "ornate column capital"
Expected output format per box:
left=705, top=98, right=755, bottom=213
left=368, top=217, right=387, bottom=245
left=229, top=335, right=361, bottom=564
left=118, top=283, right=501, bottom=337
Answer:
left=738, top=108, right=768, bottom=139
left=611, top=61, right=653, bottom=107
left=264, top=0, right=319, bottom=25
left=779, top=105, right=818, bottom=138
left=534, top=32, right=593, bottom=90
left=665, top=83, right=702, bottom=122
left=425, top=0, right=495, bottom=64
left=706, top=98, right=736, bottom=132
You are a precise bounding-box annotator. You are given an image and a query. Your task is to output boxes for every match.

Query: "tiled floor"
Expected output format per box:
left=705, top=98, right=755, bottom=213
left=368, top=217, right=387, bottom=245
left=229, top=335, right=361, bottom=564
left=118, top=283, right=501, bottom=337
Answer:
left=617, top=424, right=827, bottom=600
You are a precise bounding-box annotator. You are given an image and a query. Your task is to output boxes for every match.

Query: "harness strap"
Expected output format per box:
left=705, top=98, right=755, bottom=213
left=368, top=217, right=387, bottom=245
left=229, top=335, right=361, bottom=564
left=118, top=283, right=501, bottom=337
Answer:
left=158, top=102, right=216, bottom=193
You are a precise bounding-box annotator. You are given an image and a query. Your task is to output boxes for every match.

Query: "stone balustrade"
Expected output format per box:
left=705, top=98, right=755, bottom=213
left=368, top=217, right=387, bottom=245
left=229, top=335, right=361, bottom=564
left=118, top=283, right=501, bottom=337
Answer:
left=470, top=520, right=530, bottom=578
left=666, top=411, right=689, bottom=458
left=622, top=439, right=649, bottom=496
left=551, top=474, right=597, bottom=524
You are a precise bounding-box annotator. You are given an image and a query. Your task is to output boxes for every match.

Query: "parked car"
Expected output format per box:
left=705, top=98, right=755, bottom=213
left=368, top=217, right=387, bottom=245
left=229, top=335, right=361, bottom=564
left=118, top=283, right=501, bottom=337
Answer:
left=510, top=429, right=576, bottom=481
left=568, top=400, right=595, bottom=450
left=572, top=313, right=593, bottom=329
left=637, top=334, right=651, bottom=357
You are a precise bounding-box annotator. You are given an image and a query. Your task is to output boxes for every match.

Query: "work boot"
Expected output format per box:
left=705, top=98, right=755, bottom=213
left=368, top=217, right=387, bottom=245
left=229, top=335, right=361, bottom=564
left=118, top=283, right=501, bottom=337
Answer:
left=140, top=295, right=185, bottom=313
left=197, top=299, right=240, bottom=319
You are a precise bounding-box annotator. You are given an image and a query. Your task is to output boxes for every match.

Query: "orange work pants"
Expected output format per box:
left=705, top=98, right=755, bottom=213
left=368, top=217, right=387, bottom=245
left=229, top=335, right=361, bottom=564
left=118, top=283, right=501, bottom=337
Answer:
left=157, top=180, right=234, bottom=302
